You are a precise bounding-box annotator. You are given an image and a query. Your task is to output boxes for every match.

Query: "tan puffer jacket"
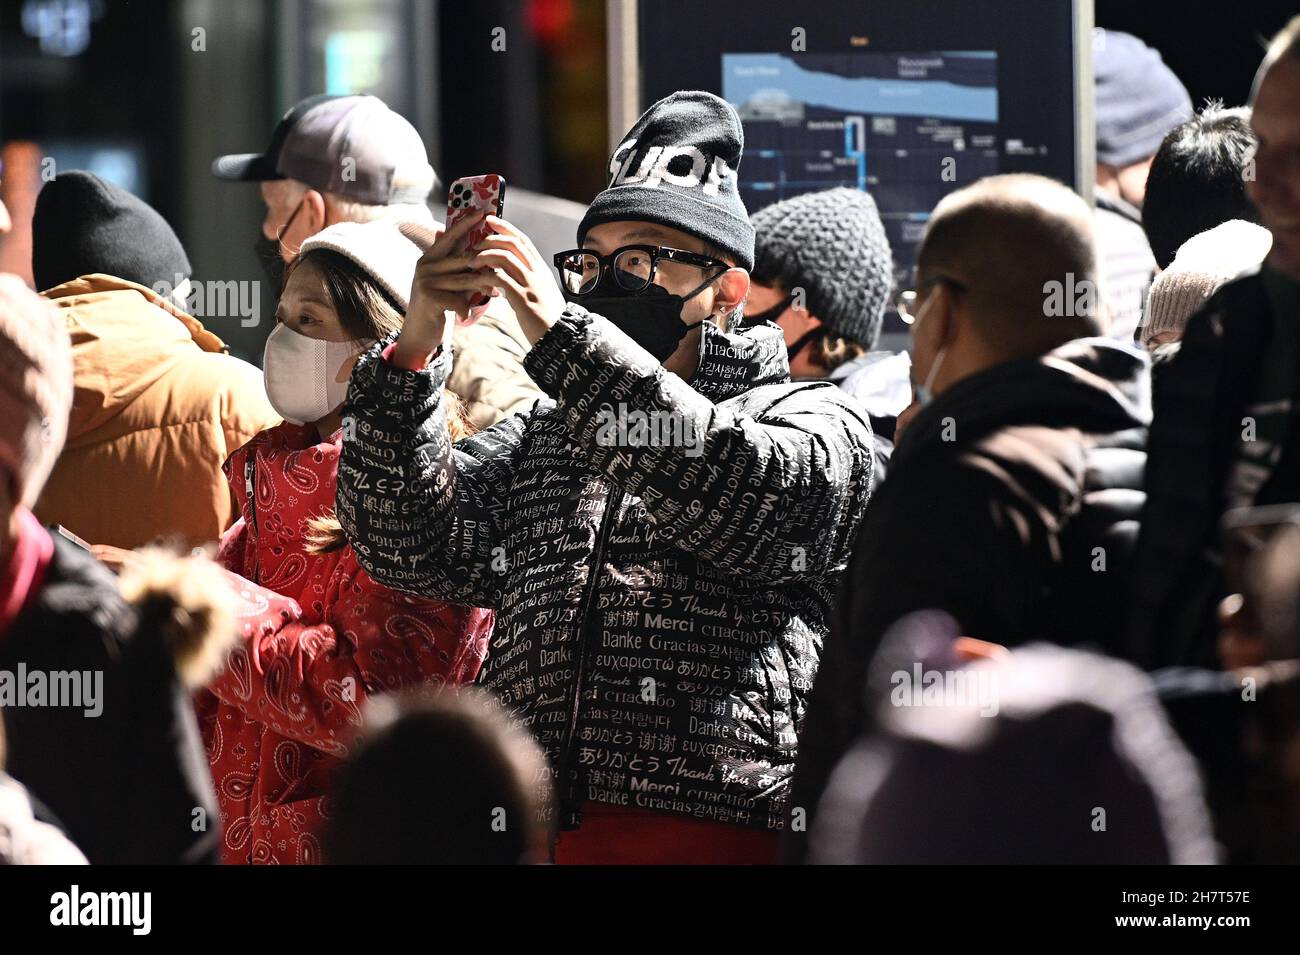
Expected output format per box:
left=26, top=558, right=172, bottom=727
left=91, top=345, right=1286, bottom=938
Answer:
left=34, top=274, right=279, bottom=549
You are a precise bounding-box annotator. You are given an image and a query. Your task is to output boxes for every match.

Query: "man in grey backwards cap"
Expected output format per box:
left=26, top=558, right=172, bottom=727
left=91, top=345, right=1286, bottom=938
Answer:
left=214, top=94, right=541, bottom=429
left=215, top=94, right=438, bottom=258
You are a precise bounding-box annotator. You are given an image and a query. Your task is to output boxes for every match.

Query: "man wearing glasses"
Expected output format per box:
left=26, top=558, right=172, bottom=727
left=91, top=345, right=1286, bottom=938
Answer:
left=336, top=91, right=875, bottom=863
left=792, top=173, right=1152, bottom=858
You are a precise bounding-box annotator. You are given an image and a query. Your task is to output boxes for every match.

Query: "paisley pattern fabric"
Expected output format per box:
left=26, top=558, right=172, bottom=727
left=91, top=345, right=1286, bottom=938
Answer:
left=197, top=422, right=493, bottom=865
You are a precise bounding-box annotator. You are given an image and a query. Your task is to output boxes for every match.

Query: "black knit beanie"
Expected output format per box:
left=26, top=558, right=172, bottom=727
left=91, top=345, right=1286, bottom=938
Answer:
left=32, top=171, right=191, bottom=292
left=750, top=187, right=894, bottom=349
left=579, top=91, right=754, bottom=270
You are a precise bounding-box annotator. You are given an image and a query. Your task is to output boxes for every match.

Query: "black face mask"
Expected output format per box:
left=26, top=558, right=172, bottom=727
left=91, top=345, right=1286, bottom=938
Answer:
left=744, top=293, right=793, bottom=327
left=255, top=196, right=306, bottom=295
left=571, top=269, right=713, bottom=363
left=785, top=326, right=824, bottom=362
left=740, top=293, right=821, bottom=364
left=254, top=233, right=287, bottom=294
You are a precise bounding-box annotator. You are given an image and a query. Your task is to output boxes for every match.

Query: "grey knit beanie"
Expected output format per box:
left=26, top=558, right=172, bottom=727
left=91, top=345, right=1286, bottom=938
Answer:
left=749, top=187, right=894, bottom=349
left=1094, top=29, right=1193, bottom=168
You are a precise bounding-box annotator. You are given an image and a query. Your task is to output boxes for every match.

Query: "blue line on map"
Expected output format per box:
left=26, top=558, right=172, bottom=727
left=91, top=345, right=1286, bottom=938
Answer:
left=723, top=52, right=998, bottom=123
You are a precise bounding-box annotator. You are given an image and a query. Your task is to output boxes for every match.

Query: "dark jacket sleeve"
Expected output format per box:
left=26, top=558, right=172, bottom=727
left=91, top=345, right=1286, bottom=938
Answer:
left=0, top=539, right=219, bottom=864
left=790, top=457, right=1046, bottom=860
left=524, top=305, right=875, bottom=583
left=337, top=339, right=529, bottom=607
left=120, top=628, right=222, bottom=864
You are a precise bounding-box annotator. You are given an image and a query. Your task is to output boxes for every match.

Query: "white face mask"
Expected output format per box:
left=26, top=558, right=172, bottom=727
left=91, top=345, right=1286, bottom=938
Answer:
left=262, top=322, right=371, bottom=426
left=910, top=289, right=949, bottom=408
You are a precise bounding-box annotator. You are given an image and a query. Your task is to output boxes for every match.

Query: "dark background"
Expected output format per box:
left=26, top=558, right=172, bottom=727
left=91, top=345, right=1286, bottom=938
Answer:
left=1098, top=0, right=1298, bottom=107
left=1, top=0, right=1296, bottom=360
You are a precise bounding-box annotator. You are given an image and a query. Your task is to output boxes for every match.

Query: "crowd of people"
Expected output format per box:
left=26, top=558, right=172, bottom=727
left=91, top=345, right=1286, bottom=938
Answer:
left=0, top=20, right=1298, bottom=865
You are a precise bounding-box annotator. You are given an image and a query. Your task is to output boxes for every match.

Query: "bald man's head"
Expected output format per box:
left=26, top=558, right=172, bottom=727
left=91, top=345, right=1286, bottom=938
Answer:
left=917, top=174, right=1104, bottom=358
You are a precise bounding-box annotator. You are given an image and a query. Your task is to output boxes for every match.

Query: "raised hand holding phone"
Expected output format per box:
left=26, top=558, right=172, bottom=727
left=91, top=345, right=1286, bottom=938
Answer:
left=474, top=215, right=568, bottom=346
left=446, top=174, right=506, bottom=322
left=392, top=210, right=494, bottom=370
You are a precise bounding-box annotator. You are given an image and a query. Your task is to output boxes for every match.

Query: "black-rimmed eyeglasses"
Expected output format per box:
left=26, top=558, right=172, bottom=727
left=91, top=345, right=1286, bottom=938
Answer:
left=553, top=244, right=729, bottom=297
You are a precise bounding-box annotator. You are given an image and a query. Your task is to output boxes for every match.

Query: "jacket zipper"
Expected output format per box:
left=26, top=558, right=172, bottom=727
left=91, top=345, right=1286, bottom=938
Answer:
left=557, top=484, right=622, bottom=824
left=244, top=453, right=259, bottom=579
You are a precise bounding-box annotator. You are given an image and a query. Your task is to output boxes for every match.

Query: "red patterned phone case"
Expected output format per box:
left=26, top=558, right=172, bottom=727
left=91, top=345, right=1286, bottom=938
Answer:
left=447, top=174, right=506, bottom=313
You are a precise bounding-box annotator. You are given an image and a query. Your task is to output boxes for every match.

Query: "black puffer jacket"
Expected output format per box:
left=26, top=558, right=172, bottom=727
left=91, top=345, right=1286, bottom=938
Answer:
left=0, top=535, right=219, bottom=864
left=338, top=306, right=874, bottom=831
left=792, top=338, right=1151, bottom=853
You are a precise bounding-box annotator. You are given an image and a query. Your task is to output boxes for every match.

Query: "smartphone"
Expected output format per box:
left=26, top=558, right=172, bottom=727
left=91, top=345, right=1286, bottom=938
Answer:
left=51, top=524, right=93, bottom=552
left=446, top=174, right=506, bottom=315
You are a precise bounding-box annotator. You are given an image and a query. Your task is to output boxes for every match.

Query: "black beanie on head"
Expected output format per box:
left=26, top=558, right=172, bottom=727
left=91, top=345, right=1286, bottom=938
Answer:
left=750, top=187, right=894, bottom=349
left=579, top=91, right=755, bottom=271
left=32, top=171, right=191, bottom=292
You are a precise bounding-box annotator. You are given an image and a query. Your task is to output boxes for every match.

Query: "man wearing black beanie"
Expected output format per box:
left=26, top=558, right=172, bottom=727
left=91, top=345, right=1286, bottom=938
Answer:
left=338, top=91, right=876, bottom=863
left=32, top=170, right=193, bottom=295
left=32, top=171, right=276, bottom=548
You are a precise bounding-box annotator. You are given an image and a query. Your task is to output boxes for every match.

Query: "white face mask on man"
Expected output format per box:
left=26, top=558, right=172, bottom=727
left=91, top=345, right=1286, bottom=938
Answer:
left=909, top=288, right=949, bottom=408
left=262, top=322, right=371, bottom=426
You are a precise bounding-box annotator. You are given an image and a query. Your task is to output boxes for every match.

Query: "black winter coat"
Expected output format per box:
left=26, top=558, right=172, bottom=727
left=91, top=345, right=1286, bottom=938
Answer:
left=1155, top=663, right=1300, bottom=864
left=0, top=535, right=219, bottom=863
left=338, top=307, right=875, bottom=830
left=792, top=338, right=1151, bottom=851
left=1126, top=270, right=1300, bottom=668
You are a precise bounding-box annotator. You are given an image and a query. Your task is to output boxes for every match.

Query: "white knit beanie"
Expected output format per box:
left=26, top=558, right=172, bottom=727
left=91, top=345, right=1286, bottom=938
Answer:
left=297, top=219, right=438, bottom=311
left=1141, top=220, right=1272, bottom=349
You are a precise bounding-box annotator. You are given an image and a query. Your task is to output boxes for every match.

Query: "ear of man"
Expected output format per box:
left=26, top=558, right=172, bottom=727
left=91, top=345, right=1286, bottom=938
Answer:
left=304, top=189, right=329, bottom=230
left=914, top=279, right=962, bottom=370
left=918, top=174, right=1104, bottom=361
left=712, top=266, right=750, bottom=323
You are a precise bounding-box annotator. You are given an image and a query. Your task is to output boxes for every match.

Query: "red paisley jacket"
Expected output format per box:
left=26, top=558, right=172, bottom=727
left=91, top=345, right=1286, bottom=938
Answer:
left=196, top=422, right=493, bottom=864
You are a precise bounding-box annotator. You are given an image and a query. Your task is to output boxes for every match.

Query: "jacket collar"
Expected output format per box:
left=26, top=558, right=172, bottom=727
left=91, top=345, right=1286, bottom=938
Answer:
left=1095, top=189, right=1143, bottom=227
left=42, top=274, right=228, bottom=354
left=898, top=337, right=1151, bottom=460
left=224, top=421, right=341, bottom=529
left=691, top=318, right=791, bottom=402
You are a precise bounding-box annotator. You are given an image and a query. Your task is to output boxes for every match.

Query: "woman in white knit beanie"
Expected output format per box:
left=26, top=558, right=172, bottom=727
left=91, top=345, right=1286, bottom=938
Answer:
left=1141, top=220, right=1273, bottom=350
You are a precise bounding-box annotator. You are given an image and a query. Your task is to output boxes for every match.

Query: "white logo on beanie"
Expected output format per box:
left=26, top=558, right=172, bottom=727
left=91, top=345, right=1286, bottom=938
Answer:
left=609, top=139, right=735, bottom=195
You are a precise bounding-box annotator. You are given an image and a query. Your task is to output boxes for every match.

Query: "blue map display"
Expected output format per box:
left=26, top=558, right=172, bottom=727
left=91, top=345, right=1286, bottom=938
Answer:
left=723, top=51, right=1000, bottom=291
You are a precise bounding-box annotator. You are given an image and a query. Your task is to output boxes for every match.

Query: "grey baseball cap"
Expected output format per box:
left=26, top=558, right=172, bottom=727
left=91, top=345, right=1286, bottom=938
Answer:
left=212, top=94, right=436, bottom=205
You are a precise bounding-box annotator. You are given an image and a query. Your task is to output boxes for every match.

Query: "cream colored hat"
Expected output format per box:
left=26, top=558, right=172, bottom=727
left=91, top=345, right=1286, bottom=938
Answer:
left=1141, top=220, right=1272, bottom=349
left=298, top=219, right=438, bottom=311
